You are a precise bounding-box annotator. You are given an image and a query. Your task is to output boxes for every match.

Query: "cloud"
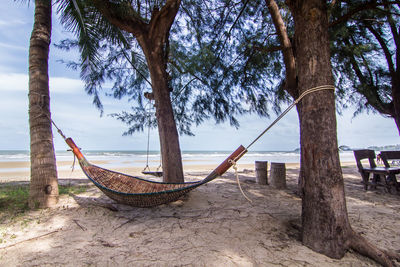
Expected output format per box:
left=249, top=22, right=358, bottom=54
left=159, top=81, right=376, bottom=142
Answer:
left=0, top=42, right=26, bottom=50
left=0, top=19, right=26, bottom=27
left=0, top=73, right=28, bottom=91
left=50, top=77, right=84, bottom=94
left=0, top=73, right=84, bottom=93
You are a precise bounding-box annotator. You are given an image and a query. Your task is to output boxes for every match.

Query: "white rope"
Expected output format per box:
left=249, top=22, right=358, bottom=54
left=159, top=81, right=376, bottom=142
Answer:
left=229, top=159, right=253, bottom=203
left=246, top=85, right=335, bottom=150
left=294, top=85, right=335, bottom=104
left=229, top=85, right=334, bottom=203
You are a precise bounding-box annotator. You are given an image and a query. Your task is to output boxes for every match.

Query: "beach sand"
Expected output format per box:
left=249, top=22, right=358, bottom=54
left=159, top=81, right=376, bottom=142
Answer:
left=0, top=161, right=399, bottom=266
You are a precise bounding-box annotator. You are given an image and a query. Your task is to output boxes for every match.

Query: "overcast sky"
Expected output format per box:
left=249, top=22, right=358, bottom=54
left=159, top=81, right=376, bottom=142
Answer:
left=0, top=1, right=398, bottom=152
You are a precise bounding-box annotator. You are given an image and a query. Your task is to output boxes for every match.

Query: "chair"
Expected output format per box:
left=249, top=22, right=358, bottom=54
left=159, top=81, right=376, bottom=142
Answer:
left=380, top=151, right=400, bottom=192
left=353, top=149, right=400, bottom=191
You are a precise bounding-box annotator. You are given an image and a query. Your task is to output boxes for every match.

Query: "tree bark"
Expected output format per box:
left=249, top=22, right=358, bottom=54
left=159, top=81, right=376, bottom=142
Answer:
left=291, top=1, right=350, bottom=257
left=143, top=46, right=184, bottom=183
left=28, top=0, right=59, bottom=208
left=286, top=1, right=396, bottom=265
left=91, top=0, right=184, bottom=183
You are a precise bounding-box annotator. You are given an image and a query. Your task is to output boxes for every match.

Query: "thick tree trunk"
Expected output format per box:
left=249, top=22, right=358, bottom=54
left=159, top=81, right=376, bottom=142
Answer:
left=293, top=2, right=350, bottom=257
left=287, top=1, right=396, bottom=265
left=28, top=0, right=59, bottom=208
left=146, top=51, right=184, bottom=183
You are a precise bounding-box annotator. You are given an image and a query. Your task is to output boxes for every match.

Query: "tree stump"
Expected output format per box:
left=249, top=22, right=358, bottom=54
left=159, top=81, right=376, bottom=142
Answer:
left=270, top=162, right=286, bottom=189
left=255, top=161, right=268, bottom=185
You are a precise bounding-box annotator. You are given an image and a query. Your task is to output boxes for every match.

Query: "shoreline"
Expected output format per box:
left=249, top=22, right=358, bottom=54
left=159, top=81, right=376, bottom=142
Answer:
left=0, top=159, right=356, bottom=183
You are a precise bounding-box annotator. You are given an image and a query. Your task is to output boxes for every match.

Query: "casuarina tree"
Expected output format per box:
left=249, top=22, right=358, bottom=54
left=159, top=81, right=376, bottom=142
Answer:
left=55, top=0, right=281, bottom=182
left=57, top=0, right=185, bottom=183
left=284, top=1, right=399, bottom=265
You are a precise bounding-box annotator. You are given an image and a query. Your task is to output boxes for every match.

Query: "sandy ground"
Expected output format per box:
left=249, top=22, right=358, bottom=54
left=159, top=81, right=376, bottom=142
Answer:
left=0, top=162, right=399, bottom=266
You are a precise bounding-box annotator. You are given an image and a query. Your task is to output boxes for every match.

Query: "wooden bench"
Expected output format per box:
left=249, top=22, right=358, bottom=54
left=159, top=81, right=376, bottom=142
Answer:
left=353, top=149, right=400, bottom=191
left=380, top=150, right=400, bottom=192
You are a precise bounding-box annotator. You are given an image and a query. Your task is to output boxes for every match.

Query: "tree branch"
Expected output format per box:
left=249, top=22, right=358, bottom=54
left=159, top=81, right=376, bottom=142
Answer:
left=364, top=22, right=396, bottom=75
left=254, top=45, right=283, bottom=53
left=148, top=0, right=181, bottom=44
left=344, top=37, right=393, bottom=115
left=266, top=0, right=297, bottom=98
left=329, top=1, right=400, bottom=27
left=89, top=0, right=147, bottom=36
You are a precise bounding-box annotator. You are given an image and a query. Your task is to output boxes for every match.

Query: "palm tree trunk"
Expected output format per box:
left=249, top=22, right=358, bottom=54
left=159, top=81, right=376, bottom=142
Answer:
left=28, top=0, right=59, bottom=208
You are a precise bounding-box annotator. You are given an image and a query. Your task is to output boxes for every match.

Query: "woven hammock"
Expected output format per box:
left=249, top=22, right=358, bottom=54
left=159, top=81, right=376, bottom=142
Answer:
left=65, top=138, right=246, bottom=207
left=58, top=86, right=335, bottom=207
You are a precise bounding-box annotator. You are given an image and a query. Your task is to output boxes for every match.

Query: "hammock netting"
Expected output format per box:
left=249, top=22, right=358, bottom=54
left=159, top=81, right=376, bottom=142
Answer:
left=66, top=137, right=246, bottom=207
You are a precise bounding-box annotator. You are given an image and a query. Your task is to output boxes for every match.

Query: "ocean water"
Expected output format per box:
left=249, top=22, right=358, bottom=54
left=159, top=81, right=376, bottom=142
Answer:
left=0, top=150, right=356, bottom=172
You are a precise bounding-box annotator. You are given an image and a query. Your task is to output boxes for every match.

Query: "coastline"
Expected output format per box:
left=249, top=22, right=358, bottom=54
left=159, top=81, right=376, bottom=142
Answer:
left=0, top=150, right=357, bottom=182
left=0, top=158, right=356, bottom=183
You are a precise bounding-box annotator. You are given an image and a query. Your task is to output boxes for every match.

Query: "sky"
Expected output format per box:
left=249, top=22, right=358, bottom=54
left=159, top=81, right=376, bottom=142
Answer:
left=0, top=1, right=399, bottom=152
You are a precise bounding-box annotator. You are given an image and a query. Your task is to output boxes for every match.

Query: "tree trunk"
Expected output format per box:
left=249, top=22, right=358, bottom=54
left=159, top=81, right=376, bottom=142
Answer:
left=287, top=1, right=396, bottom=265
left=28, top=0, right=59, bottom=208
left=145, top=50, right=184, bottom=183
left=294, top=1, right=350, bottom=254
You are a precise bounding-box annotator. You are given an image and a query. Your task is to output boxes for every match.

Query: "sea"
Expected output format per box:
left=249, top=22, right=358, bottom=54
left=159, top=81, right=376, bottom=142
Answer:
left=0, top=150, right=356, bottom=173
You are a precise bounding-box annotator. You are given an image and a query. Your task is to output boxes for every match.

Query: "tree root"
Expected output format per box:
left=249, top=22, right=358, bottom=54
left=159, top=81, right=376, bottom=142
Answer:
left=349, top=230, right=399, bottom=267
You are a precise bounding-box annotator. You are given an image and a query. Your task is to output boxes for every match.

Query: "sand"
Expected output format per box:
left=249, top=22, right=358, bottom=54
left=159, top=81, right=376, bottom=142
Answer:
left=0, top=162, right=399, bottom=266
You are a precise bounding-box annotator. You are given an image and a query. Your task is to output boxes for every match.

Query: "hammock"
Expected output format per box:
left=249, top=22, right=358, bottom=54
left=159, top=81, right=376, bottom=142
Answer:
left=65, top=137, right=246, bottom=207
left=57, top=85, right=334, bottom=207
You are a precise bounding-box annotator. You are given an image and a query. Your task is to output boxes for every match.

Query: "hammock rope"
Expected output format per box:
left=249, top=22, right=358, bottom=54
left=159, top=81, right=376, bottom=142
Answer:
left=229, top=159, right=253, bottom=203
left=244, top=85, right=335, bottom=152
left=143, top=101, right=153, bottom=172
left=142, top=98, right=163, bottom=176
left=225, top=85, right=335, bottom=167
left=225, top=85, right=334, bottom=202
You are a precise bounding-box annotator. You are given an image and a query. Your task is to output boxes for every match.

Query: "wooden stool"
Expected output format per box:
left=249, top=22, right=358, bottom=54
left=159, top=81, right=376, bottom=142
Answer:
left=270, top=162, right=286, bottom=189
left=255, top=161, right=268, bottom=185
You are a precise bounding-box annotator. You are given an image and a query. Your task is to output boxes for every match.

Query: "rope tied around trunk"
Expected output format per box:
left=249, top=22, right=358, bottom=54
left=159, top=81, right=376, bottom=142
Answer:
left=229, top=85, right=334, bottom=202
left=245, top=85, right=335, bottom=151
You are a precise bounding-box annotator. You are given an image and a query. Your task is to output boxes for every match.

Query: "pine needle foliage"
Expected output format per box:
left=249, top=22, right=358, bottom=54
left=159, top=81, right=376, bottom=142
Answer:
left=329, top=1, right=400, bottom=124
left=54, top=0, right=289, bottom=136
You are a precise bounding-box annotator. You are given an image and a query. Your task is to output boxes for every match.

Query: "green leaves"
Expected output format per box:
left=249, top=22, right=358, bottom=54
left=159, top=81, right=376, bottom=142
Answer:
left=330, top=1, right=399, bottom=117
left=53, top=0, right=297, bottom=136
